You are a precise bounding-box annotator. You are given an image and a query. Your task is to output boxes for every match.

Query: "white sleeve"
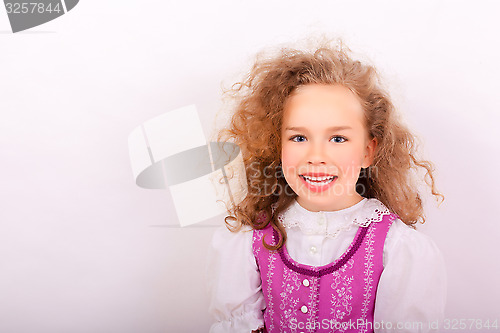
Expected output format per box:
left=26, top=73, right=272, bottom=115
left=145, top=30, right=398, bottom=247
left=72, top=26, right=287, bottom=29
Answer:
left=374, top=219, right=447, bottom=333
left=207, top=225, right=265, bottom=333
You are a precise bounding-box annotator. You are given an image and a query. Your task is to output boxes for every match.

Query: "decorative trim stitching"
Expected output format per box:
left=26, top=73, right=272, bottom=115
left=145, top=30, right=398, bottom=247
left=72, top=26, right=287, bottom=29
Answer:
left=275, top=227, right=368, bottom=277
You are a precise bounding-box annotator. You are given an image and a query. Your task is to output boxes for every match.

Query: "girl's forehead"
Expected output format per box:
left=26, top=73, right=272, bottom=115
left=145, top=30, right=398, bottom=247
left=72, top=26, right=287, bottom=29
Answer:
left=283, top=84, right=365, bottom=125
left=287, top=84, right=361, bottom=106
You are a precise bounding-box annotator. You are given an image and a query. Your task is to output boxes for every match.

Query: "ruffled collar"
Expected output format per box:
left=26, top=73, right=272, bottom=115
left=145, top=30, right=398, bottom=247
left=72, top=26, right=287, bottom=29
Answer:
left=276, top=198, right=391, bottom=239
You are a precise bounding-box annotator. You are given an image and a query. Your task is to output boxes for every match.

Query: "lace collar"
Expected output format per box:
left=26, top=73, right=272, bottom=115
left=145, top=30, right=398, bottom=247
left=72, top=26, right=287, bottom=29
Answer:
left=276, top=198, right=391, bottom=239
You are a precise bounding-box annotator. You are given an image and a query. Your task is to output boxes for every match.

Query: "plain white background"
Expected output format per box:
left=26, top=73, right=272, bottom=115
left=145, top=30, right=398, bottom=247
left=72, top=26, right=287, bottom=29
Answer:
left=1, top=1, right=499, bottom=332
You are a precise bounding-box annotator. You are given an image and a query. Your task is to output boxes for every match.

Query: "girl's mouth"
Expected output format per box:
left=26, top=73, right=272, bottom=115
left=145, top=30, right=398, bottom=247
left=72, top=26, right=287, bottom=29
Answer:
left=299, top=175, right=338, bottom=192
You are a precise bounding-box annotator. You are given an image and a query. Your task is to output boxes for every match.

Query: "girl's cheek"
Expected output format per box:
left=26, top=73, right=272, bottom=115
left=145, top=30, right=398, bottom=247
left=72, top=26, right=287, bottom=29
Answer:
left=282, top=145, right=300, bottom=164
left=280, top=154, right=295, bottom=176
left=338, top=155, right=363, bottom=177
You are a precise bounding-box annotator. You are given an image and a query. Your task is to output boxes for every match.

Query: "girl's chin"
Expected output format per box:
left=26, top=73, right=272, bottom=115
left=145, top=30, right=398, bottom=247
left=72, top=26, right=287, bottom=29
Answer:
left=295, top=189, right=362, bottom=211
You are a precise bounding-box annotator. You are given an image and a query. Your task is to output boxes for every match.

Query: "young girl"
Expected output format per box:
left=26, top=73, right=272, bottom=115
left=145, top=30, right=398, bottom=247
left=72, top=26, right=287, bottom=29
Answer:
left=207, top=40, right=446, bottom=333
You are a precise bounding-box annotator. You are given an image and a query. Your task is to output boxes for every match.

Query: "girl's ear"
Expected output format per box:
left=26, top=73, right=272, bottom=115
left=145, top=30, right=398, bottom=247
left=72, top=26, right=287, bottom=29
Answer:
left=362, top=137, right=378, bottom=168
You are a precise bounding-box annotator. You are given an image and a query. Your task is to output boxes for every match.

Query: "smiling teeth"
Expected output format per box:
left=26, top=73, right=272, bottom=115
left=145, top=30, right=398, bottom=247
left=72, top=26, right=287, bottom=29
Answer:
left=302, top=175, right=336, bottom=185
left=304, top=176, right=333, bottom=181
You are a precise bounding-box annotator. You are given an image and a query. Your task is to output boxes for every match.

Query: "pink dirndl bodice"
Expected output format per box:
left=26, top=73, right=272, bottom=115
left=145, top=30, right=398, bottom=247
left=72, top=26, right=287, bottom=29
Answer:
left=252, top=211, right=396, bottom=333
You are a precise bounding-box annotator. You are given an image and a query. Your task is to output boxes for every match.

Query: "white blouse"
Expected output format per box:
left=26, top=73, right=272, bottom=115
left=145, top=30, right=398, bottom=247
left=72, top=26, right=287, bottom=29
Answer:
left=207, top=198, right=447, bottom=333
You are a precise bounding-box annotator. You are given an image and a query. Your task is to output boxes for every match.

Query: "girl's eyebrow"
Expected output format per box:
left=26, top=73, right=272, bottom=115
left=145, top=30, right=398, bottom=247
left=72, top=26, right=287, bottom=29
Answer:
left=284, top=126, right=352, bottom=131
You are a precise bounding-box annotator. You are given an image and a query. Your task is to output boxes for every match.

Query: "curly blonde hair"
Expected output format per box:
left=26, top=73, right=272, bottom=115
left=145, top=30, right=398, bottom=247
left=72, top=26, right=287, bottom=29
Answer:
left=216, top=40, right=443, bottom=250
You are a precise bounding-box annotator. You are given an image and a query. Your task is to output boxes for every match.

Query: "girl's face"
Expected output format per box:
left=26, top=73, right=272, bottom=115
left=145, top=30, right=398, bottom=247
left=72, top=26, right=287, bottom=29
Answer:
left=281, top=84, right=377, bottom=212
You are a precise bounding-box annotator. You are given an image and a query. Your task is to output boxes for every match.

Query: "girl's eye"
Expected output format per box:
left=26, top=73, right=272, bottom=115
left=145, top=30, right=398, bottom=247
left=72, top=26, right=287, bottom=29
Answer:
left=290, top=135, right=306, bottom=142
left=331, top=136, right=347, bottom=143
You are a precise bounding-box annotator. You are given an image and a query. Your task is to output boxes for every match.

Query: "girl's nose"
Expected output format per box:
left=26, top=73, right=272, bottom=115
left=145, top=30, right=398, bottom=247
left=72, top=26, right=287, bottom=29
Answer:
left=307, top=143, right=327, bottom=165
